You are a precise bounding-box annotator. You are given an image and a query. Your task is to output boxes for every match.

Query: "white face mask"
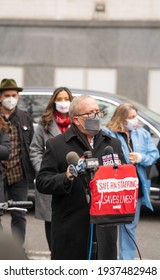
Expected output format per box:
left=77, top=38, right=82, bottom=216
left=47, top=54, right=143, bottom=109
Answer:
left=2, top=96, right=18, bottom=110
left=124, top=117, right=138, bottom=131
left=55, top=101, right=70, bottom=114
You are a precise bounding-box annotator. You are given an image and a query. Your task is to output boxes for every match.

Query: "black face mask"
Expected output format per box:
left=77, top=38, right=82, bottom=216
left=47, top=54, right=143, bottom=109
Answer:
left=84, top=117, right=100, bottom=136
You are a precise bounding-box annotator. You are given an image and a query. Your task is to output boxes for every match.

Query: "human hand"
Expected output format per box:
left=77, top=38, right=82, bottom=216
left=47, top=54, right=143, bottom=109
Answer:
left=66, top=165, right=74, bottom=181
left=129, top=152, right=142, bottom=164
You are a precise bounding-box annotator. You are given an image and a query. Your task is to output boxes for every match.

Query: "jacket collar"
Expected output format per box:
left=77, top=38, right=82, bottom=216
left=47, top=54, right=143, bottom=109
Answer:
left=65, top=124, right=112, bottom=151
left=65, top=124, right=90, bottom=150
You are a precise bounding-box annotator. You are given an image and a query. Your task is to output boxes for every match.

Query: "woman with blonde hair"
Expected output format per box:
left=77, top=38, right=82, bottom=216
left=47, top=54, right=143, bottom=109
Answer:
left=103, top=103, right=159, bottom=260
left=29, top=87, right=73, bottom=252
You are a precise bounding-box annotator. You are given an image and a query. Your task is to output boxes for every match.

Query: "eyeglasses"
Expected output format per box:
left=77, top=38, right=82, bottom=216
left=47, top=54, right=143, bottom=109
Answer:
left=76, top=111, right=104, bottom=119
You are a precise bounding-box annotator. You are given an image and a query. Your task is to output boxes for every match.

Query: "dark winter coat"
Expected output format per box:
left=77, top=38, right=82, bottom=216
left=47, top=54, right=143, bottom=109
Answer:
left=36, top=124, right=125, bottom=260
left=6, top=108, right=35, bottom=183
left=0, top=130, right=11, bottom=202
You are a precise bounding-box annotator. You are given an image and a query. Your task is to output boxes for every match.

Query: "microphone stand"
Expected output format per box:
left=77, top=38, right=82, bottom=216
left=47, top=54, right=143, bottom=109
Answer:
left=110, top=153, right=118, bottom=170
left=82, top=151, right=99, bottom=259
left=84, top=170, right=98, bottom=260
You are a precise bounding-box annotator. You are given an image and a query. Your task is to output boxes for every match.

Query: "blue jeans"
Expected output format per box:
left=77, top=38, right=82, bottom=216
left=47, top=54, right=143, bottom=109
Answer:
left=4, top=179, right=28, bottom=245
left=119, top=197, right=142, bottom=260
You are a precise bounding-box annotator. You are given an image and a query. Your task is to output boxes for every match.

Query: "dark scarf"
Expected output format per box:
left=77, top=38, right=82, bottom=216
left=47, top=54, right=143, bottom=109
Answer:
left=54, top=110, right=71, bottom=133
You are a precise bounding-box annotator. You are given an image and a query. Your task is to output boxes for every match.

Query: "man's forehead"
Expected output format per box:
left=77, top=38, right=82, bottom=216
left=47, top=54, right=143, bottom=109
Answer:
left=80, top=97, right=99, bottom=110
left=1, top=90, right=19, bottom=96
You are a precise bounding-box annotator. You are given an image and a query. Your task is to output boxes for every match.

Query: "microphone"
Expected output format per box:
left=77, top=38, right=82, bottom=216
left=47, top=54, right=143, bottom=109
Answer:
left=104, top=146, right=113, bottom=154
left=66, top=150, right=99, bottom=181
left=102, top=146, right=119, bottom=169
left=66, top=151, right=86, bottom=177
left=66, top=151, right=79, bottom=166
left=66, top=151, right=80, bottom=177
left=83, top=151, right=99, bottom=179
left=66, top=151, right=91, bottom=203
left=83, top=151, right=99, bottom=170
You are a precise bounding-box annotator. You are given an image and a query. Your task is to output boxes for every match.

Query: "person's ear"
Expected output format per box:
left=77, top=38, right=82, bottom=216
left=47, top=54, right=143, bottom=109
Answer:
left=73, top=116, right=80, bottom=126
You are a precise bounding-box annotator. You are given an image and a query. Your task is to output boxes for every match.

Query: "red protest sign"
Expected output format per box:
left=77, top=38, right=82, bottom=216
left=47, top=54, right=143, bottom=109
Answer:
left=89, top=165, right=139, bottom=225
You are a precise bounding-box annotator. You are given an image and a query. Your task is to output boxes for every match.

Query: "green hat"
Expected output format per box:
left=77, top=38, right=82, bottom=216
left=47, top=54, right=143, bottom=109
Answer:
left=0, top=78, right=23, bottom=93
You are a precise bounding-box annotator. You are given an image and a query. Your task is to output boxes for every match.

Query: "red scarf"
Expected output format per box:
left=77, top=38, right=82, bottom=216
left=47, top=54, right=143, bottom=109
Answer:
left=54, top=111, right=71, bottom=133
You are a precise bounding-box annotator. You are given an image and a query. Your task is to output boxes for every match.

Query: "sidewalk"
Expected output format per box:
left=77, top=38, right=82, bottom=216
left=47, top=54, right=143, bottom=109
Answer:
left=1, top=210, right=51, bottom=260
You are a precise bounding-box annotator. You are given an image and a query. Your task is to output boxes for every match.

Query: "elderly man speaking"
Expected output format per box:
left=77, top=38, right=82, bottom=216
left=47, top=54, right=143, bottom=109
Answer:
left=36, top=95, right=125, bottom=260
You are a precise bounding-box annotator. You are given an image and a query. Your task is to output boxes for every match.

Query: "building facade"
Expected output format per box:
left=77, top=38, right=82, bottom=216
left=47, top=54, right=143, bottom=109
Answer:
left=0, top=0, right=160, bottom=113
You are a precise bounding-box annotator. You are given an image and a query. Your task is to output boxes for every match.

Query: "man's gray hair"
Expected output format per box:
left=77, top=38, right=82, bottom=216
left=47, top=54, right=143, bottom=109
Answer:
left=69, top=95, right=93, bottom=120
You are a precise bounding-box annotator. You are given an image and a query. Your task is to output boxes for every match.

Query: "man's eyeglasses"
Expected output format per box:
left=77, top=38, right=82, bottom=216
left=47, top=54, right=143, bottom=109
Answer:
left=76, top=111, right=104, bottom=119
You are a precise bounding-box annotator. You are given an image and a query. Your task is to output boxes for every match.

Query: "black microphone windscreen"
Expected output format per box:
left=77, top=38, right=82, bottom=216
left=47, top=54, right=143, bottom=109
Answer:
left=66, top=151, right=80, bottom=166
left=83, top=151, right=92, bottom=159
left=104, top=146, right=114, bottom=155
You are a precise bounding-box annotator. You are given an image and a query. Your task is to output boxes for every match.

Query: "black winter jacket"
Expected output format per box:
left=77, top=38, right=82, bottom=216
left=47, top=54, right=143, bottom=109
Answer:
left=6, top=108, right=35, bottom=183
left=0, top=130, right=11, bottom=202
left=36, top=124, right=125, bottom=260
left=0, top=130, right=11, bottom=172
